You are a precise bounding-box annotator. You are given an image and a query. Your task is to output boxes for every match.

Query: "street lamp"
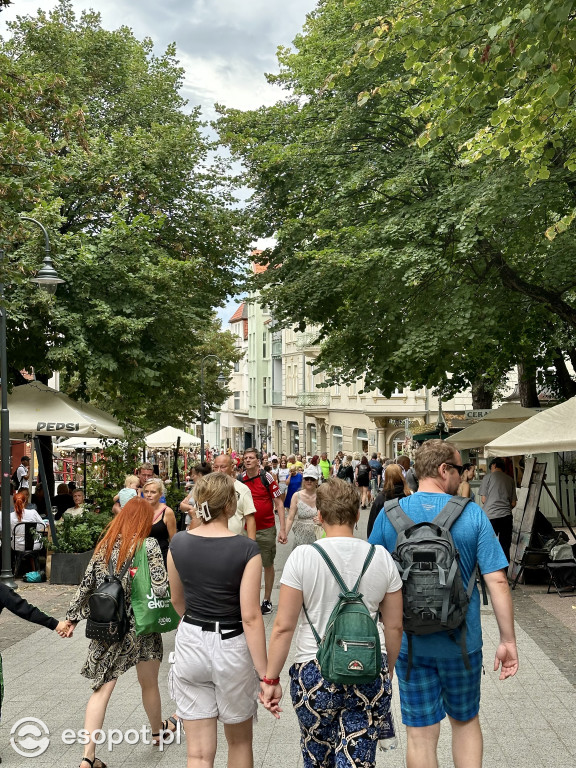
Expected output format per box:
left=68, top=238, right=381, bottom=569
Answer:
left=199, top=354, right=226, bottom=463
left=1, top=216, right=64, bottom=587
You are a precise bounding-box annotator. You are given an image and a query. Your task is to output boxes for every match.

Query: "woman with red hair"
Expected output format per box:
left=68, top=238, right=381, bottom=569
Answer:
left=66, top=497, right=172, bottom=768
left=1, top=491, right=45, bottom=554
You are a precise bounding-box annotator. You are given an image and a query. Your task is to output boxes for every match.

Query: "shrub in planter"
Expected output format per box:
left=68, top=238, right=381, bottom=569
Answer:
left=46, top=510, right=112, bottom=585
left=48, top=510, right=112, bottom=554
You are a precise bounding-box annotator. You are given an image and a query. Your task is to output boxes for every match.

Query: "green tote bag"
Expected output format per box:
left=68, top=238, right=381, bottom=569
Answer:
left=131, top=544, right=181, bottom=635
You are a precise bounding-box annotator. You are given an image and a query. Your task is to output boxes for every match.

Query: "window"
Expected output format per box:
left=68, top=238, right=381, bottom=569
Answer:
left=332, top=426, right=343, bottom=455
left=233, top=391, right=241, bottom=410
left=262, top=377, right=268, bottom=405
left=262, top=330, right=267, bottom=358
left=234, top=359, right=240, bottom=372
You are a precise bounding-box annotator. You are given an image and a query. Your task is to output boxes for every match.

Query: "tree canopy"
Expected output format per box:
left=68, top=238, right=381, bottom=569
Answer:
left=1, top=1, right=247, bottom=430
left=218, top=0, right=576, bottom=406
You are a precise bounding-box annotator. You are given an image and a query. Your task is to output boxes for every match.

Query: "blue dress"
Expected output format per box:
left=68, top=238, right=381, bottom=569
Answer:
left=284, top=473, right=302, bottom=510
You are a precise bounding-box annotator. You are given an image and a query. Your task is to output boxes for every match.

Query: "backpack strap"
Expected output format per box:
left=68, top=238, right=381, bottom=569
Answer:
left=432, top=496, right=470, bottom=530
left=108, top=554, right=133, bottom=580
left=310, top=542, right=375, bottom=594
left=302, top=543, right=376, bottom=647
left=384, top=498, right=415, bottom=534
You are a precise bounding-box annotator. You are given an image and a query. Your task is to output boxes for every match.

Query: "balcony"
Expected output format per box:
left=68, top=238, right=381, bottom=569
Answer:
left=295, top=391, right=331, bottom=409
left=294, top=331, right=321, bottom=355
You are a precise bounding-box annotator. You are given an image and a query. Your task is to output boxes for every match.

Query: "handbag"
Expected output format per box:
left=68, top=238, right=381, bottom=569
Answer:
left=131, top=543, right=180, bottom=635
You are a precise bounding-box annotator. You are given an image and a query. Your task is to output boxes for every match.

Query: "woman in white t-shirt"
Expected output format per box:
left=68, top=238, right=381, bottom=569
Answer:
left=259, top=478, right=403, bottom=768
left=5, top=492, right=45, bottom=551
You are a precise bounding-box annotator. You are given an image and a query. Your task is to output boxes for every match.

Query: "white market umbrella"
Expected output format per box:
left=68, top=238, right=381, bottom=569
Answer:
left=145, top=426, right=200, bottom=450
left=486, top=397, right=576, bottom=456
left=55, top=437, right=106, bottom=451
left=445, top=403, right=539, bottom=450
left=7, top=381, right=124, bottom=438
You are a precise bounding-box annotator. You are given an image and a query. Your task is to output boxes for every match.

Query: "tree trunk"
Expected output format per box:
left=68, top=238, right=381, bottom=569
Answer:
left=517, top=361, right=540, bottom=408
left=471, top=379, right=493, bottom=409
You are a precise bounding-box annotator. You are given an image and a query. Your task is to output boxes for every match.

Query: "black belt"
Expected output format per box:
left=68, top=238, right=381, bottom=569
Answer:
left=183, top=615, right=244, bottom=639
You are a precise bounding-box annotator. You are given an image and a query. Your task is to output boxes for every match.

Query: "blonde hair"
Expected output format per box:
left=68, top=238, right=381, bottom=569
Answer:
left=316, top=478, right=359, bottom=526
left=125, top=474, right=139, bottom=488
left=143, top=477, right=166, bottom=496
left=193, top=473, right=236, bottom=523
left=383, top=464, right=410, bottom=496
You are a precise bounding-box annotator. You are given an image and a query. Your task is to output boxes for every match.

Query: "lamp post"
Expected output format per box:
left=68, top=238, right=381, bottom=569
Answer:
left=199, top=354, right=226, bottom=463
left=1, top=216, right=64, bottom=587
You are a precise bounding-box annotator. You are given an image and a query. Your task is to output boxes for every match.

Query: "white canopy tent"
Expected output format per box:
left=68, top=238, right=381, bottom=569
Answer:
left=145, top=426, right=200, bottom=450
left=486, top=397, right=576, bottom=456
left=7, top=381, right=124, bottom=438
left=55, top=437, right=107, bottom=451
left=445, top=403, right=539, bottom=450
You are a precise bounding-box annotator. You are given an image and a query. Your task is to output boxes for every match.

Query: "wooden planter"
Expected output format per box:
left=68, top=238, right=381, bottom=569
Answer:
left=49, top=550, right=94, bottom=585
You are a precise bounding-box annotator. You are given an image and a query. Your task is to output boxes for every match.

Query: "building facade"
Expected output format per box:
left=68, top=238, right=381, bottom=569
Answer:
left=220, top=298, right=473, bottom=459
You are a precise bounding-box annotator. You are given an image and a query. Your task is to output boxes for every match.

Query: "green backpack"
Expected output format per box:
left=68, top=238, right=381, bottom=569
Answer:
left=303, top=543, right=381, bottom=685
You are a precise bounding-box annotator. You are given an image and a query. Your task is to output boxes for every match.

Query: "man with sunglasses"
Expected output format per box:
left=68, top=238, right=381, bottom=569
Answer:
left=369, top=440, right=518, bottom=768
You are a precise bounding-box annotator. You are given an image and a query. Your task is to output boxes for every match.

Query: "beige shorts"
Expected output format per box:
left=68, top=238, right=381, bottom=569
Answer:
left=255, top=525, right=277, bottom=568
left=169, top=622, right=259, bottom=723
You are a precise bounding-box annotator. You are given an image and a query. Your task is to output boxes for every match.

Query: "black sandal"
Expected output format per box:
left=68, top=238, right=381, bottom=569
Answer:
left=80, top=758, right=107, bottom=768
left=163, top=716, right=179, bottom=733
left=152, top=716, right=179, bottom=746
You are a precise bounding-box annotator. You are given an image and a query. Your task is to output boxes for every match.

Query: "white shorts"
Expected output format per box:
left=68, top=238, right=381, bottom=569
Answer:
left=169, top=621, right=259, bottom=724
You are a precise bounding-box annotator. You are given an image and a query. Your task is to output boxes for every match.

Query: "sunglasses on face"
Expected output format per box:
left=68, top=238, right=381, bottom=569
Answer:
left=444, top=462, right=463, bottom=474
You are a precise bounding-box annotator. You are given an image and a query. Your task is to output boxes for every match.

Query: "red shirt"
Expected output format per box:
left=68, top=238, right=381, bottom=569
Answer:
left=241, top=470, right=282, bottom=530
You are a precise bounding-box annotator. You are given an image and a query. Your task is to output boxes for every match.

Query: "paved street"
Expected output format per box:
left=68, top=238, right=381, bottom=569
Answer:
left=1, top=507, right=575, bottom=767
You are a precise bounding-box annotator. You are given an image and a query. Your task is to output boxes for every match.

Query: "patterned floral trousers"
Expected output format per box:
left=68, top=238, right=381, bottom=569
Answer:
left=289, top=655, right=394, bottom=767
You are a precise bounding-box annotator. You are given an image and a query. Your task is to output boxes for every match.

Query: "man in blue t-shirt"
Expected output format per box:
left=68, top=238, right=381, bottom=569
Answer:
left=369, top=440, right=518, bottom=768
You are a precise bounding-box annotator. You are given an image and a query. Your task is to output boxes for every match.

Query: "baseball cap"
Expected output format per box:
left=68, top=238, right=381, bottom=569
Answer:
left=302, top=468, right=318, bottom=480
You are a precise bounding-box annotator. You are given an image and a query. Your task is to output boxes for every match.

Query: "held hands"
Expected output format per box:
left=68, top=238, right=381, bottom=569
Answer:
left=259, top=682, right=283, bottom=719
left=55, top=619, right=74, bottom=638
left=494, top=640, right=519, bottom=680
left=277, top=529, right=288, bottom=545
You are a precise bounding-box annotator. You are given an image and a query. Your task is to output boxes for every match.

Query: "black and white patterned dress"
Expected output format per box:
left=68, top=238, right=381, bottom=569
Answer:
left=67, top=537, right=168, bottom=690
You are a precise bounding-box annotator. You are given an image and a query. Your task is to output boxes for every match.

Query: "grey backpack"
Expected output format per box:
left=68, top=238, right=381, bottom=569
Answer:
left=384, top=496, right=475, bottom=677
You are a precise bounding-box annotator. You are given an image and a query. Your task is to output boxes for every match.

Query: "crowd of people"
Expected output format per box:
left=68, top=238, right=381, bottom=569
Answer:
left=0, top=441, right=520, bottom=768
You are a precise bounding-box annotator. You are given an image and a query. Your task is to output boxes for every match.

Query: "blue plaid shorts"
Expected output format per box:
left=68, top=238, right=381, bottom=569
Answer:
left=396, top=650, right=483, bottom=727
left=289, top=655, right=394, bottom=767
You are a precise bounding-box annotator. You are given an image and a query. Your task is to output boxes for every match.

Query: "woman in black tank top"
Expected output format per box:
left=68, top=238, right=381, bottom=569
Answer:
left=168, top=473, right=267, bottom=768
left=143, top=478, right=176, bottom=565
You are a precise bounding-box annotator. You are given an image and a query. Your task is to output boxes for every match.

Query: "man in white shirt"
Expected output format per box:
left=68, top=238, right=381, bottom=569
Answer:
left=16, top=456, right=30, bottom=490
left=213, top=453, right=257, bottom=539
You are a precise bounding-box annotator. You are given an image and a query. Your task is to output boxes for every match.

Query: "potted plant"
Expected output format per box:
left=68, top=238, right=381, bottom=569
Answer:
left=47, top=509, right=112, bottom=585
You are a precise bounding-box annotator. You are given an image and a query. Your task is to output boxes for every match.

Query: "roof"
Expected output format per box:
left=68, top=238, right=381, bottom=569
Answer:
left=229, top=302, right=248, bottom=323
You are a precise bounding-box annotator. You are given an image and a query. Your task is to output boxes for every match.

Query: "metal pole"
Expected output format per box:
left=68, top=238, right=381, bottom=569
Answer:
left=200, top=359, right=205, bottom=463
left=199, top=354, right=224, bottom=463
left=34, top=437, right=57, bottom=545
left=0, top=247, right=16, bottom=587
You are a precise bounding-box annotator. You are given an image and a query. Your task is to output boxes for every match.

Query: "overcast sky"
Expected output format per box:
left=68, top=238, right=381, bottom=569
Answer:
left=2, top=1, right=314, bottom=317
left=1, top=0, right=316, bottom=115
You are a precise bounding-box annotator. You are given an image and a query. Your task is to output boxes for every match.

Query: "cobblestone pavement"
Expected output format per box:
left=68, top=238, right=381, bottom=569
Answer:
left=0, top=508, right=574, bottom=767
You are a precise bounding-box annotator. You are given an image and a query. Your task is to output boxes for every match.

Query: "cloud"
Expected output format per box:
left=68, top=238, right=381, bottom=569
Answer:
left=1, top=0, right=315, bottom=112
